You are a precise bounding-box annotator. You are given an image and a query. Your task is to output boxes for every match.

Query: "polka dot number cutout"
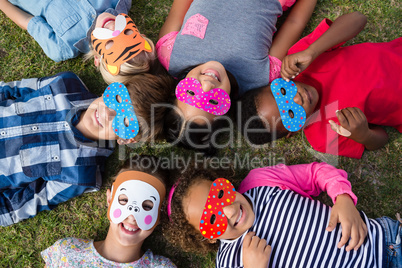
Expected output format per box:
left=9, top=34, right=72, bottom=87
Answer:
left=270, top=78, right=306, bottom=132
left=103, top=82, right=139, bottom=139
left=199, top=178, right=236, bottom=239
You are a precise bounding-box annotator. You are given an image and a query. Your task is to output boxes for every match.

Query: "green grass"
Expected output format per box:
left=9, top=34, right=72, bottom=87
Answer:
left=0, top=0, right=401, bottom=267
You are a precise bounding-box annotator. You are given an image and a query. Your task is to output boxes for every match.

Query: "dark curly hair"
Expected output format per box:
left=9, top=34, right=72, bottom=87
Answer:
left=238, top=87, right=288, bottom=145
left=163, top=65, right=239, bottom=155
left=163, top=105, right=232, bottom=156
left=161, top=164, right=235, bottom=255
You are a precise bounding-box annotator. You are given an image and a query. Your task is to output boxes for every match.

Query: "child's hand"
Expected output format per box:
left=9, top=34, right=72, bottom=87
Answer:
left=326, top=194, right=368, bottom=251
left=243, top=231, right=271, bottom=268
left=329, top=107, right=389, bottom=150
left=329, top=107, right=369, bottom=143
left=281, top=49, right=315, bottom=82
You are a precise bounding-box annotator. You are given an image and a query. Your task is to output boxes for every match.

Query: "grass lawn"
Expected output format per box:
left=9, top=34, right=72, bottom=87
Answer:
left=0, top=0, right=401, bottom=267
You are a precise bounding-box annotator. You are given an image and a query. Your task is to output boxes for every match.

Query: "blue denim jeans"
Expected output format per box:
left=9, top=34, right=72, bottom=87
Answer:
left=375, top=216, right=402, bottom=268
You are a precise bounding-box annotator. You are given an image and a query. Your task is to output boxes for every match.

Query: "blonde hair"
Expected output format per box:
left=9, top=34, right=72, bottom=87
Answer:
left=85, top=37, right=164, bottom=84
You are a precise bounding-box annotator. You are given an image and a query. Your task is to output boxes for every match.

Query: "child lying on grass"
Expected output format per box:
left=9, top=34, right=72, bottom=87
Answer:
left=239, top=12, right=401, bottom=158
left=165, top=162, right=401, bottom=267
left=42, top=156, right=176, bottom=267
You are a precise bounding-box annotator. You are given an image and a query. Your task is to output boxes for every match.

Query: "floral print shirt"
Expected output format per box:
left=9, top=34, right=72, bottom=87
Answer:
left=41, top=237, right=176, bottom=267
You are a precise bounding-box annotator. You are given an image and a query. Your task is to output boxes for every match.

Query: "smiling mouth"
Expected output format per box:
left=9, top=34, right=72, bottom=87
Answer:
left=95, top=109, right=104, bottom=128
left=203, top=72, right=219, bottom=81
left=123, top=223, right=139, bottom=232
left=121, top=223, right=140, bottom=234
left=102, top=18, right=115, bottom=28
left=202, top=69, right=221, bottom=82
left=234, top=205, right=243, bottom=226
left=304, top=87, right=312, bottom=104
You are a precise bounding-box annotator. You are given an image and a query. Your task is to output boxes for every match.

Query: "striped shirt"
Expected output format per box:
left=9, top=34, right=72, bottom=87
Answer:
left=0, top=72, right=114, bottom=226
left=217, top=186, right=384, bottom=268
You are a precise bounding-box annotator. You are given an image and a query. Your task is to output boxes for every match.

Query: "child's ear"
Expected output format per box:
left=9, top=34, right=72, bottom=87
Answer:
left=117, top=138, right=138, bottom=145
left=285, top=132, right=294, bottom=139
left=207, top=239, right=217, bottom=244
left=94, top=56, right=100, bottom=67
left=106, top=189, right=112, bottom=207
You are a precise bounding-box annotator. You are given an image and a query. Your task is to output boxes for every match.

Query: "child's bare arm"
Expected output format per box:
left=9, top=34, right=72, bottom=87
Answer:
left=269, top=0, right=317, bottom=61
left=158, top=0, right=193, bottom=39
left=0, top=0, right=33, bottom=30
left=281, top=11, right=367, bottom=80
left=243, top=232, right=272, bottom=268
left=329, top=107, right=389, bottom=151
left=326, top=194, right=368, bottom=251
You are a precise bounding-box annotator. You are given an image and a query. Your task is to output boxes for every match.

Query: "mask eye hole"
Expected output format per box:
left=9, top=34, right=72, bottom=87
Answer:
left=210, top=214, right=217, bottom=224
left=118, top=194, right=128, bottom=205
left=115, top=94, right=122, bottom=103
left=142, top=200, right=154, bottom=211
left=105, top=40, right=114, bottom=50
left=124, top=29, right=133, bottom=35
left=280, top=88, right=286, bottom=95
left=124, top=117, right=130, bottom=127
left=218, top=190, right=224, bottom=199
left=209, top=99, right=219, bottom=105
left=186, top=90, right=195, bottom=96
left=288, top=110, right=294, bottom=118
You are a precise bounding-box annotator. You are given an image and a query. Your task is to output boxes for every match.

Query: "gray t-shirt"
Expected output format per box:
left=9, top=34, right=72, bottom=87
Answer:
left=169, top=0, right=282, bottom=95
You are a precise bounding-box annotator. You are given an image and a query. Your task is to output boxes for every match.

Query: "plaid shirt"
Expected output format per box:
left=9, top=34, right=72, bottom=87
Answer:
left=0, top=72, right=114, bottom=226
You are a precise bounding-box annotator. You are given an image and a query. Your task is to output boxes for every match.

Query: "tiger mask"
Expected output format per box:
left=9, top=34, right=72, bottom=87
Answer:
left=91, top=14, right=152, bottom=76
